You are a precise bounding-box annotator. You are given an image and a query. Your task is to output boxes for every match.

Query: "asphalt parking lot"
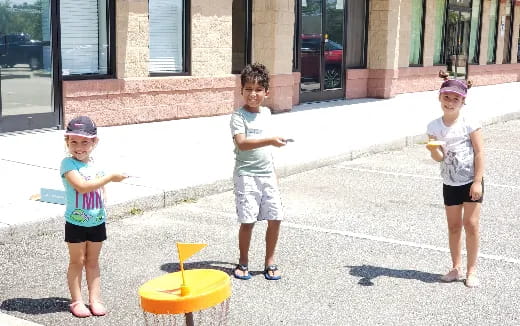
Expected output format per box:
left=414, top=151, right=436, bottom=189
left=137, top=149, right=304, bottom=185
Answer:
left=1, top=119, right=519, bottom=326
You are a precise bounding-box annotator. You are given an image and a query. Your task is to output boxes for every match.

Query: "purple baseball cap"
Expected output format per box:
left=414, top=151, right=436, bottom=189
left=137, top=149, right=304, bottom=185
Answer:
left=65, top=116, right=97, bottom=138
left=439, top=79, right=468, bottom=97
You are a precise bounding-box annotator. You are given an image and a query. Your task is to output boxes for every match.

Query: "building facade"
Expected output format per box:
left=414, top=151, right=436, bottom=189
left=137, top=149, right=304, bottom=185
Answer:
left=0, top=0, right=519, bottom=133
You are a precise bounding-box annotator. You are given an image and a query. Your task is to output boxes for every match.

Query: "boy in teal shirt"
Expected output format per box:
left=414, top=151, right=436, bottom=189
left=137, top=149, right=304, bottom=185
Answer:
left=230, top=63, right=288, bottom=280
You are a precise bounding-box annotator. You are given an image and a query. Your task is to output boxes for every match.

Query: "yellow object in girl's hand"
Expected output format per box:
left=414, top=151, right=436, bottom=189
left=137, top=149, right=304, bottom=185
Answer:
left=427, top=140, right=446, bottom=146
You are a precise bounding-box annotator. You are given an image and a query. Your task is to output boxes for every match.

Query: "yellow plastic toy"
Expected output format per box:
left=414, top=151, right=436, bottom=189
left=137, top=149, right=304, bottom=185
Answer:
left=139, top=243, right=232, bottom=326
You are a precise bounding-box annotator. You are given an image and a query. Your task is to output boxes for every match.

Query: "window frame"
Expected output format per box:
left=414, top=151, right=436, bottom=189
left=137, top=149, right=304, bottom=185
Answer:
left=502, top=0, right=514, bottom=63
left=231, top=0, right=252, bottom=74
left=345, top=0, right=369, bottom=69
left=468, top=0, right=483, bottom=65
left=148, top=0, right=191, bottom=77
left=60, top=0, right=116, bottom=81
left=293, top=0, right=300, bottom=72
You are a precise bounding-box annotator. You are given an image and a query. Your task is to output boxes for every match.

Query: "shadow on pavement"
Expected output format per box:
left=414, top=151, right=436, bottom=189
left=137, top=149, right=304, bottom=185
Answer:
left=0, top=297, right=70, bottom=314
left=346, top=265, right=442, bottom=286
left=161, top=260, right=236, bottom=275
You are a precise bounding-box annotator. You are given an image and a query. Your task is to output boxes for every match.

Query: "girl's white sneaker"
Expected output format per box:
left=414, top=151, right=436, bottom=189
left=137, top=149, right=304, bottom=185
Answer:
left=465, top=274, right=480, bottom=288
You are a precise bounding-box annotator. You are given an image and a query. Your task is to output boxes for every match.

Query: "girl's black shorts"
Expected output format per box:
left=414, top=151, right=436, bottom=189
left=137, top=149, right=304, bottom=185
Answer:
left=443, top=180, right=484, bottom=206
left=65, top=222, right=107, bottom=243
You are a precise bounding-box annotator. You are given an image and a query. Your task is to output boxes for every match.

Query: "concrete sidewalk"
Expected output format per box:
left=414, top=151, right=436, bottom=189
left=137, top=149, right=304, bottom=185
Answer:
left=1, top=82, right=519, bottom=240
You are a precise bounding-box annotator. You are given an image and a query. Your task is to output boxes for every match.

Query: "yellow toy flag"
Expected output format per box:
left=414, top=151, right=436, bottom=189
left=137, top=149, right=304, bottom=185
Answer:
left=177, top=242, right=207, bottom=263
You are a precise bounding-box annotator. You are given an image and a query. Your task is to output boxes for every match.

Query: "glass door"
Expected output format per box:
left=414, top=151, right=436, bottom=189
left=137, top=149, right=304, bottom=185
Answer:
left=445, top=0, right=472, bottom=79
left=0, top=0, right=58, bottom=133
left=300, top=0, right=345, bottom=102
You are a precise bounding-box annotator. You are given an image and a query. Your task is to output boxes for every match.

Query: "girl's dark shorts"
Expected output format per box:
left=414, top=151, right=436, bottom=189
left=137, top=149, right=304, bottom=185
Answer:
left=65, top=222, right=107, bottom=243
left=443, top=180, right=484, bottom=206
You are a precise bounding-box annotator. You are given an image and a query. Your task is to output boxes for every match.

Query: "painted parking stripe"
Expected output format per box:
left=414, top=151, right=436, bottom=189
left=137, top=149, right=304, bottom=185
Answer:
left=178, top=208, right=520, bottom=266
left=487, top=148, right=520, bottom=154
left=284, top=222, right=520, bottom=265
left=335, top=166, right=520, bottom=190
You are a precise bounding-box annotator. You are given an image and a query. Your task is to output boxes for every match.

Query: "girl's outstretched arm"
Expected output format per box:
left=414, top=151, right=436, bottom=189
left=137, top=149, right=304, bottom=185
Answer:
left=470, top=128, right=484, bottom=200
left=64, top=171, right=127, bottom=194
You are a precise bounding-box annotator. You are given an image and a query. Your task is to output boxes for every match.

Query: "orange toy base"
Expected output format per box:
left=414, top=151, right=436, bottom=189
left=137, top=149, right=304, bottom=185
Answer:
left=139, top=269, right=231, bottom=314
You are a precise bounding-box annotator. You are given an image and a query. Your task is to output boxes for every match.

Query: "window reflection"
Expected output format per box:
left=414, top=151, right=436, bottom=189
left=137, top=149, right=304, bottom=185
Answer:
left=0, top=0, right=52, bottom=116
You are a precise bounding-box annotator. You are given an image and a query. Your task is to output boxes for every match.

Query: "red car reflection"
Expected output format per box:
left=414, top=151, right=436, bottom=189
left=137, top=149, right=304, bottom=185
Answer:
left=301, top=34, right=343, bottom=89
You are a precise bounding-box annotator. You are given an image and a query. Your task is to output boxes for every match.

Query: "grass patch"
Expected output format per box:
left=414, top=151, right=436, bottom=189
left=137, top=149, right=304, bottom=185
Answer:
left=177, top=198, right=198, bottom=204
left=129, top=207, right=144, bottom=215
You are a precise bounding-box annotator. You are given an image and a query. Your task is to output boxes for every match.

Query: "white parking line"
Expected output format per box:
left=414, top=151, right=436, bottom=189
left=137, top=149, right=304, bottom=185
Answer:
left=335, top=166, right=442, bottom=180
left=336, top=166, right=520, bottom=190
left=487, top=148, right=520, bottom=154
left=284, top=222, right=520, bottom=265
left=486, top=127, right=518, bottom=132
left=174, top=207, right=520, bottom=266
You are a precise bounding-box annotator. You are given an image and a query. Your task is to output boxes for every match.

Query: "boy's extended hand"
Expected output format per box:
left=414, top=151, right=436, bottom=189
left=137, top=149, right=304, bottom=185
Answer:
left=271, top=137, right=287, bottom=147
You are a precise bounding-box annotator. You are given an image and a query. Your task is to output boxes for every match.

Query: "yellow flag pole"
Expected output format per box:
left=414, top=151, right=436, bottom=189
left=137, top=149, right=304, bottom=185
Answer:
left=180, top=260, right=190, bottom=296
left=176, top=242, right=207, bottom=296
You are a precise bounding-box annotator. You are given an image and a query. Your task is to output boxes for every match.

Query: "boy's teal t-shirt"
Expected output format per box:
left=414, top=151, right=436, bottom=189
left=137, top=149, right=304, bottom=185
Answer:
left=60, top=157, right=106, bottom=227
left=230, top=106, right=274, bottom=176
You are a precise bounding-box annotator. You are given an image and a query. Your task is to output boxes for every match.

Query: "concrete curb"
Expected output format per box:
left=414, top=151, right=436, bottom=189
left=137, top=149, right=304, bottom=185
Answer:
left=1, top=113, right=519, bottom=243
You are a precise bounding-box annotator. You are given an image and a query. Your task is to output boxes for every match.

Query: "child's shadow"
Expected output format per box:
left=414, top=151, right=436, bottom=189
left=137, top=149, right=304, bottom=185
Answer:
left=161, top=260, right=250, bottom=276
left=346, top=265, right=443, bottom=286
left=0, top=297, right=70, bottom=314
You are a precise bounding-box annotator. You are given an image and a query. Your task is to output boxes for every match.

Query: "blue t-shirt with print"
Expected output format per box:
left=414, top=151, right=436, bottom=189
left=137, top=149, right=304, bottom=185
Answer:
left=60, top=157, right=106, bottom=227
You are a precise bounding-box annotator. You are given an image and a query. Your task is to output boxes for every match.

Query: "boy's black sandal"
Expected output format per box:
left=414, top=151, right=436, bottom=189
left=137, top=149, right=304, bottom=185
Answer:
left=233, top=264, right=252, bottom=280
left=263, top=264, right=281, bottom=280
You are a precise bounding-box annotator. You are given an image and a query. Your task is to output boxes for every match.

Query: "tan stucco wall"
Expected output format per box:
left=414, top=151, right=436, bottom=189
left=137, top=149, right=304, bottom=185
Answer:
left=422, top=0, right=436, bottom=66
left=252, top=0, right=295, bottom=74
left=498, top=0, right=516, bottom=64
left=191, top=0, right=233, bottom=76
left=367, top=0, right=402, bottom=70
left=116, top=0, right=149, bottom=78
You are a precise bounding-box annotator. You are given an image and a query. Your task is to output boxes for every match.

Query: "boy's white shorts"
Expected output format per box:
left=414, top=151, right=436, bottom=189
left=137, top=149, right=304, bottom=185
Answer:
left=233, top=174, right=284, bottom=223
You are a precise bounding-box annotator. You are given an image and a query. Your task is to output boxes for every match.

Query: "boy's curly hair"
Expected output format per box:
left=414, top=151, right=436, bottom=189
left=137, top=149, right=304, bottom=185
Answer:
left=240, top=63, right=270, bottom=90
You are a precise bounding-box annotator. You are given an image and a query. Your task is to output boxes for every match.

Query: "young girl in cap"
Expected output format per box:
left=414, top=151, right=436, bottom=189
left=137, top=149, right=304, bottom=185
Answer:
left=61, top=116, right=128, bottom=317
left=426, top=72, right=484, bottom=288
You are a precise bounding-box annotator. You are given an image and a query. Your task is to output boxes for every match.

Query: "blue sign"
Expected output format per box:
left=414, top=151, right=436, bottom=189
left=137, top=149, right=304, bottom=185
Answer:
left=40, top=188, right=66, bottom=205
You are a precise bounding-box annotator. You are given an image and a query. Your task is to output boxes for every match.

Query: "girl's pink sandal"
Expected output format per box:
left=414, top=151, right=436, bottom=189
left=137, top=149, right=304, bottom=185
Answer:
left=69, top=301, right=92, bottom=318
left=89, top=301, right=107, bottom=316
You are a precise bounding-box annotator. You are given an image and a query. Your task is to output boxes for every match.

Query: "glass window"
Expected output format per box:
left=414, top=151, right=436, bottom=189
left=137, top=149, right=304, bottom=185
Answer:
left=149, top=0, right=187, bottom=75
left=468, top=0, right=482, bottom=64
left=409, top=0, right=425, bottom=65
left=232, top=0, right=251, bottom=74
left=502, top=0, right=513, bottom=63
left=60, top=0, right=112, bottom=76
left=487, top=0, right=498, bottom=63
left=518, top=24, right=520, bottom=63
left=433, top=0, right=446, bottom=64
left=346, top=0, right=367, bottom=68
